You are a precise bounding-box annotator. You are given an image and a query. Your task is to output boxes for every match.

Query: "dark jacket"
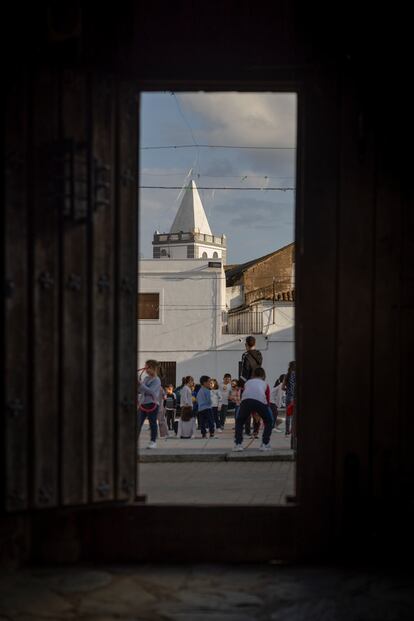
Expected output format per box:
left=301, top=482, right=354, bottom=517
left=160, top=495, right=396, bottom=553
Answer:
left=240, top=349, right=263, bottom=382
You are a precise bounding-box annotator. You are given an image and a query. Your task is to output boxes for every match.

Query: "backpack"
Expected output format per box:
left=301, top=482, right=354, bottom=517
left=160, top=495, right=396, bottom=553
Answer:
left=244, top=350, right=262, bottom=379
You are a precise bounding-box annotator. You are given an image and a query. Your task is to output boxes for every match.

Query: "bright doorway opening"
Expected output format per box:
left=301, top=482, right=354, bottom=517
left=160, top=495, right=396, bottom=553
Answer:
left=137, top=91, right=297, bottom=505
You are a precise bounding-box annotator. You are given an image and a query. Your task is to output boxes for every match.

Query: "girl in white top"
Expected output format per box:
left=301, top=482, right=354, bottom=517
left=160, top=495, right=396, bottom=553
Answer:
left=270, top=374, right=286, bottom=409
left=210, top=378, right=222, bottom=432
left=180, top=376, right=194, bottom=408
left=178, top=376, right=196, bottom=438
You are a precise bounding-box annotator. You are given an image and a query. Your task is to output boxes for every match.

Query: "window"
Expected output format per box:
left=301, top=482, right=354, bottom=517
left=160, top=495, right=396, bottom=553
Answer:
left=202, top=251, right=208, bottom=259
left=213, top=251, right=218, bottom=258
left=160, top=361, right=177, bottom=387
left=138, top=293, right=159, bottom=319
left=160, top=249, right=168, bottom=257
left=187, top=245, right=194, bottom=258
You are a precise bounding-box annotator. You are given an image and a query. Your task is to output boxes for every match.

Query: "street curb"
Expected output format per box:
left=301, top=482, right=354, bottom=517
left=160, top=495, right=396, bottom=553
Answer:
left=138, top=450, right=295, bottom=463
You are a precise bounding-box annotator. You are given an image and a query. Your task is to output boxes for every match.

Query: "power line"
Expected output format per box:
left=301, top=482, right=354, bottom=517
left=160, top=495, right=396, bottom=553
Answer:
left=140, top=185, right=295, bottom=191
left=141, top=171, right=295, bottom=180
left=141, top=144, right=296, bottom=150
left=170, top=93, right=199, bottom=149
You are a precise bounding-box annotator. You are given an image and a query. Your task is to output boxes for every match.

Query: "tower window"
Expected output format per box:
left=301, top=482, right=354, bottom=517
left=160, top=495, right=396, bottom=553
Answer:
left=213, top=251, right=218, bottom=258
left=202, top=251, right=208, bottom=259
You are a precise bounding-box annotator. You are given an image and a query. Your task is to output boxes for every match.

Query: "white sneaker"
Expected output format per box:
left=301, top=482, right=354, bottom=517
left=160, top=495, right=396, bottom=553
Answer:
left=233, top=444, right=244, bottom=452
left=147, top=441, right=157, bottom=449
left=273, top=428, right=283, bottom=433
left=217, top=428, right=223, bottom=433
left=260, top=443, right=272, bottom=451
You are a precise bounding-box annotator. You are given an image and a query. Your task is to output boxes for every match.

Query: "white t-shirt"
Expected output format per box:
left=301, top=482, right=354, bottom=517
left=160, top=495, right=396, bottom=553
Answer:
left=271, top=384, right=285, bottom=408
left=219, top=382, right=231, bottom=405
left=241, top=378, right=268, bottom=405
left=210, top=389, right=220, bottom=407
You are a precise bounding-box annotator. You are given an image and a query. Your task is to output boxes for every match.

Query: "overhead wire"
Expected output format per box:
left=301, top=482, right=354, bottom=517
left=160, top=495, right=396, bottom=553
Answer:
left=141, top=144, right=296, bottom=150
left=140, top=185, right=295, bottom=191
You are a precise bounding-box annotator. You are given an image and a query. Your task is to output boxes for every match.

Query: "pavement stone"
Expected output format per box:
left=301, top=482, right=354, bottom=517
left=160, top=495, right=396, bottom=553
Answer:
left=1, top=565, right=413, bottom=621
left=138, top=418, right=294, bottom=462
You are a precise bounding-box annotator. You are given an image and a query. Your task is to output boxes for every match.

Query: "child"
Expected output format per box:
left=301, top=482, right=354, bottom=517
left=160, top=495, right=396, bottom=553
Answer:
left=270, top=375, right=285, bottom=433
left=233, top=367, right=273, bottom=452
left=137, top=359, right=162, bottom=449
left=164, top=384, right=177, bottom=431
left=177, top=376, right=195, bottom=438
left=177, top=399, right=197, bottom=439
left=227, top=379, right=239, bottom=420
left=197, top=375, right=215, bottom=439
left=218, top=373, right=232, bottom=430
left=210, top=379, right=221, bottom=432
left=230, top=379, right=241, bottom=414
left=192, top=382, right=201, bottom=428
left=283, top=362, right=296, bottom=436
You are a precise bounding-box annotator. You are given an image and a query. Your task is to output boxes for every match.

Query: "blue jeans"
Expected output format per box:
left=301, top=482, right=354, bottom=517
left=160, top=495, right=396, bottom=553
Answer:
left=138, top=405, right=159, bottom=442
left=212, top=406, right=220, bottom=429
left=199, top=408, right=215, bottom=437
left=219, top=404, right=228, bottom=428
left=235, top=399, right=273, bottom=445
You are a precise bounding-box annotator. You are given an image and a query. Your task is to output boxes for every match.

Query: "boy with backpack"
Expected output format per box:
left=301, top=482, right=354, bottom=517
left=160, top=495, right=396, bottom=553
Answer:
left=239, top=336, right=263, bottom=436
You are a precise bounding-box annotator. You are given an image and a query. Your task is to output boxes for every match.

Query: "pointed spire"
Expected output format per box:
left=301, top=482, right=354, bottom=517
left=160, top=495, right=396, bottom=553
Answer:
left=169, top=180, right=212, bottom=235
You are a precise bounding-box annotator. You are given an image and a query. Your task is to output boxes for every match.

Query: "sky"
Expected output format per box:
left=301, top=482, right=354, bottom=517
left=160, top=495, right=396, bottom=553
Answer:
left=139, top=92, right=297, bottom=265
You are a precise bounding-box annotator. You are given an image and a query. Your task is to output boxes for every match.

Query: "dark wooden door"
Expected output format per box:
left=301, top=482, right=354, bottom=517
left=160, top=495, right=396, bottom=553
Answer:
left=160, top=362, right=177, bottom=388
left=3, top=70, right=138, bottom=511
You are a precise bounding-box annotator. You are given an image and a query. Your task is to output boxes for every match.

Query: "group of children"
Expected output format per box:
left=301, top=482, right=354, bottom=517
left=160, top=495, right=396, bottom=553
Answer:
left=137, top=360, right=292, bottom=450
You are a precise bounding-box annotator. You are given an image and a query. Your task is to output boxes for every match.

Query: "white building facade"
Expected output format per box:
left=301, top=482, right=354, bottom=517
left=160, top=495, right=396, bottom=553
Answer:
left=138, top=180, right=294, bottom=385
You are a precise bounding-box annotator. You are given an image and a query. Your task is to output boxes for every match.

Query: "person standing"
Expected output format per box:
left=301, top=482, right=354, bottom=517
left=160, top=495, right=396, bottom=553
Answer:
left=240, top=335, right=263, bottom=384
left=164, top=384, right=177, bottom=431
left=240, top=336, right=263, bottom=436
left=180, top=376, right=194, bottom=411
left=218, top=373, right=231, bottom=430
left=197, top=375, right=215, bottom=439
left=137, top=359, right=162, bottom=449
left=270, top=375, right=285, bottom=433
left=210, top=379, right=221, bottom=432
left=282, top=361, right=296, bottom=436
left=174, top=377, right=186, bottom=418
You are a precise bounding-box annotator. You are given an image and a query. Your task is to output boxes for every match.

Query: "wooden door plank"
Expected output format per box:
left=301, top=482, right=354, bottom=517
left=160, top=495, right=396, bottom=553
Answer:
left=295, top=70, right=339, bottom=556
left=90, top=74, right=116, bottom=502
left=4, top=75, right=29, bottom=511
left=60, top=71, right=89, bottom=505
left=32, top=69, right=60, bottom=508
left=371, top=137, right=402, bottom=507
left=115, top=81, right=138, bottom=501
left=334, top=67, right=376, bottom=538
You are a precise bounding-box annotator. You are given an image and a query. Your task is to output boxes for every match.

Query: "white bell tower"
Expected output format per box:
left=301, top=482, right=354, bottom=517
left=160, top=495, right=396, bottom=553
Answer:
left=152, top=180, right=227, bottom=262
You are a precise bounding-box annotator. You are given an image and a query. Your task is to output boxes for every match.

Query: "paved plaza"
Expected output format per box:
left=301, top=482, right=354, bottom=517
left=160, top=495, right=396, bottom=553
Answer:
left=139, top=460, right=295, bottom=505
left=137, top=414, right=295, bottom=505
left=138, top=412, right=294, bottom=461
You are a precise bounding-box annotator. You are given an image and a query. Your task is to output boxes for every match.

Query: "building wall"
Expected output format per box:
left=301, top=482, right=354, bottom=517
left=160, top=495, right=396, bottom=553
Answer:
left=194, top=243, right=224, bottom=259
left=226, top=285, right=244, bottom=309
left=243, top=244, right=295, bottom=299
left=138, top=258, right=294, bottom=385
left=153, top=243, right=225, bottom=260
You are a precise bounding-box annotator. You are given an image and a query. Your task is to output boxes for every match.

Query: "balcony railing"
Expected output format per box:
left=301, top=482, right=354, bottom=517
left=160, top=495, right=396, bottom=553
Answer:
left=153, top=232, right=226, bottom=246
left=222, top=310, right=263, bottom=335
